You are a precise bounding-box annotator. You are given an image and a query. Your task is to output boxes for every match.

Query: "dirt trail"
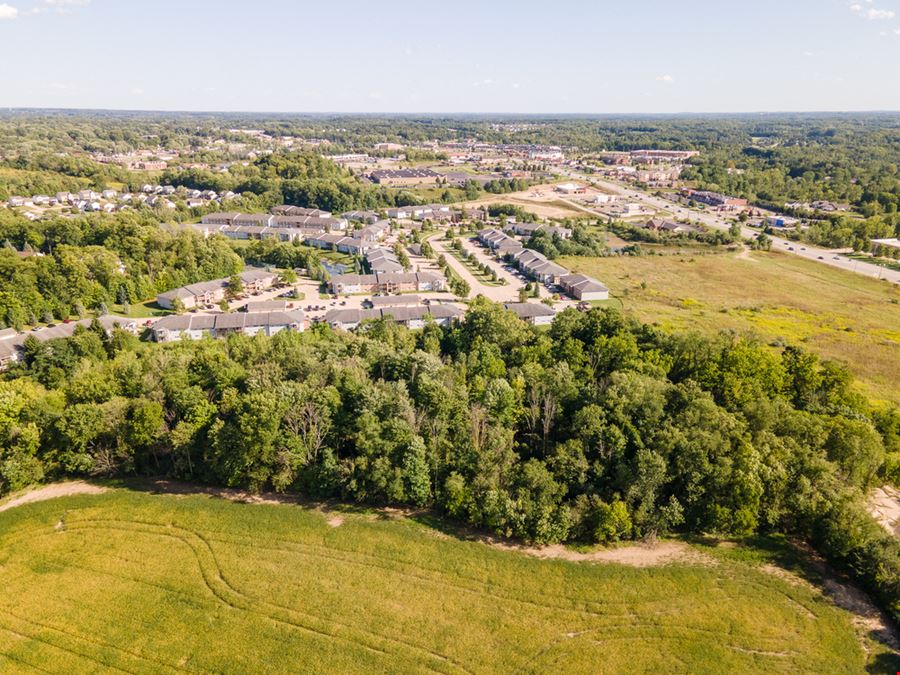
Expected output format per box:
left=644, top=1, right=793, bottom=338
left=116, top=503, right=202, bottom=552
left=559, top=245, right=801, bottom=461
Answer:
left=868, top=486, right=900, bottom=538
left=487, top=539, right=713, bottom=568
left=0, top=481, right=107, bottom=513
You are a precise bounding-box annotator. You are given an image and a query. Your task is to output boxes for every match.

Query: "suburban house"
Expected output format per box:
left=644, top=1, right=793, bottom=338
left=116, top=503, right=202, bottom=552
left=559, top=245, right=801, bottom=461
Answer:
left=151, top=310, right=307, bottom=342
left=201, top=212, right=241, bottom=226
left=503, top=302, right=556, bottom=326
left=327, top=271, right=445, bottom=295
left=871, top=238, right=900, bottom=255
left=558, top=273, right=609, bottom=301
left=156, top=268, right=278, bottom=310
left=323, top=304, right=461, bottom=331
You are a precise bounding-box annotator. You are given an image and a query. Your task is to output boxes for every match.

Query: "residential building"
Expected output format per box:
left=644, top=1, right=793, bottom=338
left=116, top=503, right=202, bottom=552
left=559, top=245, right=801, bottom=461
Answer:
left=156, top=268, right=277, bottom=310
left=151, top=310, right=307, bottom=342
left=323, top=304, right=461, bottom=331
left=503, top=302, right=556, bottom=326
left=327, top=271, right=445, bottom=295
left=559, top=273, right=609, bottom=301
left=512, top=250, right=568, bottom=284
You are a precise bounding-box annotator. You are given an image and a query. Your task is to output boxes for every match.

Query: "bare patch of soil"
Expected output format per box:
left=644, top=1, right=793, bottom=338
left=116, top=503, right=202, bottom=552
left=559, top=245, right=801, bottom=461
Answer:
left=868, top=486, right=900, bottom=538
left=0, top=481, right=106, bottom=513
left=489, top=540, right=714, bottom=568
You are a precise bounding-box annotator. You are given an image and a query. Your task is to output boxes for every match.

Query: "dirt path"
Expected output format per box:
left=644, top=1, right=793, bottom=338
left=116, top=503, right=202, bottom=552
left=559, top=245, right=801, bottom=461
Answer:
left=0, top=481, right=107, bottom=513
left=492, top=540, right=714, bottom=567
left=868, top=486, right=900, bottom=538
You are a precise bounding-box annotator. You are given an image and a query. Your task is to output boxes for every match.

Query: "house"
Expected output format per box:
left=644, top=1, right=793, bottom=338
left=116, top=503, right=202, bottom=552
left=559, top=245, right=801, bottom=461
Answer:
left=323, top=304, right=461, bottom=331
left=151, top=310, right=306, bottom=342
left=478, top=228, right=524, bottom=257
left=504, top=302, right=556, bottom=326
left=559, top=273, right=609, bottom=301
left=369, top=168, right=441, bottom=187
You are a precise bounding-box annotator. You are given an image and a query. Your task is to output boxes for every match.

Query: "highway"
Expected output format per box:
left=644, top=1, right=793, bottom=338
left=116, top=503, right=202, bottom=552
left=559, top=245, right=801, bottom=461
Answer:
left=557, top=169, right=900, bottom=285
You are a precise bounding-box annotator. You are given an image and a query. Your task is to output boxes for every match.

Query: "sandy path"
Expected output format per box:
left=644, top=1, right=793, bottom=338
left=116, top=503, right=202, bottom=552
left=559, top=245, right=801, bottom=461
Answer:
left=868, top=486, right=900, bottom=538
left=0, top=481, right=107, bottom=513
left=488, top=539, right=714, bottom=567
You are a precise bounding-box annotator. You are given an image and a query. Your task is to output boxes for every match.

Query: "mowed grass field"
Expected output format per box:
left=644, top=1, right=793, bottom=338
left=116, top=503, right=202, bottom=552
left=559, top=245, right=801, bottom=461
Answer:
left=0, top=488, right=888, bottom=673
left=560, top=249, right=900, bottom=405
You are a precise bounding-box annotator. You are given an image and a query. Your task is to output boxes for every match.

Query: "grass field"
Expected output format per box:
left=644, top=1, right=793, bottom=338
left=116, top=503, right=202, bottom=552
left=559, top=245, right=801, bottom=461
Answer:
left=0, top=487, right=892, bottom=673
left=559, top=249, right=900, bottom=405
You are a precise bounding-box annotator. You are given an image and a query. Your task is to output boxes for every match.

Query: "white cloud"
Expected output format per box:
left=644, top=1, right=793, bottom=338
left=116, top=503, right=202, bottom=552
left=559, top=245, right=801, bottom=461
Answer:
left=656, top=74, right=674, bottom=83
left=0, top=3, right=18, bottom=19
left=864, top=7, right=895, bottom=18
left=130, top=87, right=145, bottom=96
left=472, top=78, right=494, bottom=87
left=45, top=0, right=91, bottom=5
left=849, top=3, right=862, bottom=11
left=895, top=27, right=900, bottom=33
left=802, top=50, right=815, bottom=57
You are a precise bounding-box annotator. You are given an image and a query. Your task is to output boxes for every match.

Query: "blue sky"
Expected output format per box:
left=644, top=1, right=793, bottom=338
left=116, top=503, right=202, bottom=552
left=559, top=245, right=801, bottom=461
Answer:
left=0, top=0, right=899, bottom=113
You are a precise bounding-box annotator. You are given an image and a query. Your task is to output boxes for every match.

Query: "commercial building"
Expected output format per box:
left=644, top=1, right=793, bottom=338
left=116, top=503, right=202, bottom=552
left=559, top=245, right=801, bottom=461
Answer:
left=369, top=168, right=441, bottom=187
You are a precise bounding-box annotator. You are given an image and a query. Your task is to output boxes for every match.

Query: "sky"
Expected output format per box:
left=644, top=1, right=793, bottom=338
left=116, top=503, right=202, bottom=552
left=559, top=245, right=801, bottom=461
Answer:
left=0, top=0, right=899, bottom=113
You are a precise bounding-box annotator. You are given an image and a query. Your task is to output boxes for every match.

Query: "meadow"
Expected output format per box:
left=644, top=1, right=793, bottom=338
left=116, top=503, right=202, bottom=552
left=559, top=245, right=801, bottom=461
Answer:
left=0, top=487, right=891, bottom=673
left=560, top=249, right=900, bottom=405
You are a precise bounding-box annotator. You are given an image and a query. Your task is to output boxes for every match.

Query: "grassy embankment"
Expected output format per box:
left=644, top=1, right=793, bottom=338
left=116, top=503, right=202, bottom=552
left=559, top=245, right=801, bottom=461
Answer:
left=0, top=487, right=892, bottom=673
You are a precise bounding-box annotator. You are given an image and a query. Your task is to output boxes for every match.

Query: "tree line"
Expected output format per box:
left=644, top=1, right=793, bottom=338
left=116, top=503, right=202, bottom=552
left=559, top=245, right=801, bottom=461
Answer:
left=1, top=300, right=898, bottom=621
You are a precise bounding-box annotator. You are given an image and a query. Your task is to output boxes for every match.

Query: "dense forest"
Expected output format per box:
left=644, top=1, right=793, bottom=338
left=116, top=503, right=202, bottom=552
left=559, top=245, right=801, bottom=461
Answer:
left=1, top=301, right=898, bottom=621
left=0, top=210, right=242, bottom=327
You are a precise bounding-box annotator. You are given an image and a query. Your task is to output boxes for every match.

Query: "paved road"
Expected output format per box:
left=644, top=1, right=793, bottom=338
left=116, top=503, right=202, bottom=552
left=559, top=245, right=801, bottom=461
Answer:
left=429, top=234, right=524, bottom=302
left=557, top=169, right=900, bottom=285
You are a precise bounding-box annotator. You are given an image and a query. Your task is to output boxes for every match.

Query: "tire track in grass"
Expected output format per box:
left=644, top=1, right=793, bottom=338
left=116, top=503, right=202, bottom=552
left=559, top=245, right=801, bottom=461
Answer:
left=64, top=519, right=468, bottom=674
left=0, top=619, right=137, bottom=674
left=205, top=530, right=707, bottom=616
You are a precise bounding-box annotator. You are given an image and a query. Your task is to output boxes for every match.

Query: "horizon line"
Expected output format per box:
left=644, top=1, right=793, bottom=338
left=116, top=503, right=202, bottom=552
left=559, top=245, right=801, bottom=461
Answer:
left=3, top=106, right=900, bottom=117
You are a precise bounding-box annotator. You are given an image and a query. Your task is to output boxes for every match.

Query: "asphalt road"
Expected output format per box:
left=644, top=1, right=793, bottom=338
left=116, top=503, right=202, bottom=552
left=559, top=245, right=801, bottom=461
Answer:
left=558, top=169, right=900, bottom=285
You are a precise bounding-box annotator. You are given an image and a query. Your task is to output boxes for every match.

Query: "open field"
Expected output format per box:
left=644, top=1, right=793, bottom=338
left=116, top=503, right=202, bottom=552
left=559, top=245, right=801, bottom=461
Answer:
left=462, top=184, right=594, bottom=219
left=560, top=249, right=900, bottom=405
left=0, top=486, right=893, bottom=673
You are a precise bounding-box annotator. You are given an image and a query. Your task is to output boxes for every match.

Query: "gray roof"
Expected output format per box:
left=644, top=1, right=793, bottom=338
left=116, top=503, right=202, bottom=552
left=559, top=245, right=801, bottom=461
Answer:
left=503, top=302, right=557, bottom=319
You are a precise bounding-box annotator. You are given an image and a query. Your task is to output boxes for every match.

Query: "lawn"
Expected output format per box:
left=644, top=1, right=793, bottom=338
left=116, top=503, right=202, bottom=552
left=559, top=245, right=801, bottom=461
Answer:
left=0, top=487, right=889, bottom=673
left=559, top=249, right=900, bottom=405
